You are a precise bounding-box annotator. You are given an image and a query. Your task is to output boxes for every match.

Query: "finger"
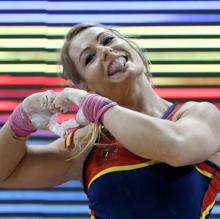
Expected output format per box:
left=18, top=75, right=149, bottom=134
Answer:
left=48, top=123, right=67, bottom=138
left=75, top=108, right=90, bottom=126
left=66, top=89, right=88, bottom=106
left=53, top=97, right=70, bottom=113
left=62, top=118, right=80, bottom=129
left=45, top=90, right=57, bottom=106
left=48, top=114, right=67, bottom=137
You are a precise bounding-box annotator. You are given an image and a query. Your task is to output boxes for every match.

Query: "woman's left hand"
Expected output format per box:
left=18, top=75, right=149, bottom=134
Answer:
left=50, top=88, right=90, bottom=128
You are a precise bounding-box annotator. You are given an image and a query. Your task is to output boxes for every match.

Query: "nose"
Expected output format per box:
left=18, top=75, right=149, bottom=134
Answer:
left=97, top=46, right=113, bottom=61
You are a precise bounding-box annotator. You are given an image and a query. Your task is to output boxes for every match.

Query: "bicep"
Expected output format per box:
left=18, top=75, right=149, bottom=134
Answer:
left=0, top=138, right=78, bottom=188
left=172, top=102, right=220, bottom=166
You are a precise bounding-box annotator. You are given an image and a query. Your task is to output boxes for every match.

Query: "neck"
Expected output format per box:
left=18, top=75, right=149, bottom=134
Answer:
left=118, top=74, right=172, bottom=118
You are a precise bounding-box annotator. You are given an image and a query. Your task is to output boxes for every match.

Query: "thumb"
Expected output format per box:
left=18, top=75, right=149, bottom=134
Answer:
left=75, top=108, right=90, bottom=126
left=62, top=118, right=80, bottom=129
left=48, top=114, right=67, bottom=137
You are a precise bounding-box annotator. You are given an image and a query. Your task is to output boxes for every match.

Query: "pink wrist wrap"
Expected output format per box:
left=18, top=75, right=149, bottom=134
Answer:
left=80, top=94, right=117, bottom=124
left=9, top=104, right=37, bottom=137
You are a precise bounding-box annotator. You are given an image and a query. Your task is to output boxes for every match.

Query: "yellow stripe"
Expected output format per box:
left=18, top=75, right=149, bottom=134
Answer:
left=151, top=64, right=220, bottom=73
left=195, top=166, right=213, bottom=178
left=0, top=51, right=57, bottom=62
left=147, top=51, right=220, bottom=62
left=152, top=77, right=220, bottom=86
left=200, top=200, right=216, bottom=219
left=0, top=64, right=58, bottom=73
left=132, top=39, right=220, bottom=49
left=114, top=25, right=220, bottom=36
left=66, top=132, right=74, bottom=148
left=1, top=51, right=220, bottom=62
left=88, top=160, right=160, bottom=190
left=1, top=64, right=220, bottom=74
left=1, top=25, right=220, bottom=36
left=0, top=38, right=63, bottom=49
left=1, top=38, right=220, bottom=49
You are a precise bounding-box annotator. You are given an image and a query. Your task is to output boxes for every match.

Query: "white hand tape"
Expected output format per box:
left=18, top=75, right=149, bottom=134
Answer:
left=48, top=123, right=67, bottom=138
left=62, top=119, right=80, bottom=129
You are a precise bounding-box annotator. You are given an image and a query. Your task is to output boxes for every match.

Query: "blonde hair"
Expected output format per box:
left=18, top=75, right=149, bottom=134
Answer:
left=66, top=123, right=102, bottom=161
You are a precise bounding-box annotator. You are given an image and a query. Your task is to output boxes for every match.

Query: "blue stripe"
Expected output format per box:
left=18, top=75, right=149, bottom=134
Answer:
left=161, top=102, right=177, bottom=119
left=1, top=1, right=220, bottom=10
left=0, top=191, right=87, bottom=201
left=0, top=14, right=219, bottom=24
left=1, top=10, right=219, bottom=14
left=0, top=204, right=89, bottom=213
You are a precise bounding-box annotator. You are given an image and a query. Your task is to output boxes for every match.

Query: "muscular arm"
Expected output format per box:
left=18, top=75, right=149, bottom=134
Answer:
left=0, top=121, right=89, bottom=188
left=0, top=121, right=27, bottom=181
left=102, top=102, right=220, bottom=166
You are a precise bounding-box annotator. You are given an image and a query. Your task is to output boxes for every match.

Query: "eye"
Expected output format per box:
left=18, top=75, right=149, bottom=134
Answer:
left=85, top=53, right=95, bottom=65
left=102, top=36, right=114, bottom=45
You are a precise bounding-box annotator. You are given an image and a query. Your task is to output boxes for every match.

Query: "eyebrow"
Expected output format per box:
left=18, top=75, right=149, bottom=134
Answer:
left=79, top=31, right=108, bottom=63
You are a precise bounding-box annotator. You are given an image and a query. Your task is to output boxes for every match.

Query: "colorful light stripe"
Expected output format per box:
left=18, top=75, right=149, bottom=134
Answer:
left=148, top=52, right=220, bottom=62
left=0, top=1, right=220, bottom=11
left=132, top=38, right=220, bottom=49
left=154, top=87, right=220, bottom=98
left=1, top=38, right=220, bottom=50
left=0, top=14, right=220, bottom=24
left=152, top=77, right=220, bottom=86
left=0, top=100, right=20, bottom=111
left=1, top=88, right=220, bottom=110
left=151, top=64, right=220, bottom=73
left=0, top=51, right=57, bottom=62
left=1, top=64, right=220, bottom=75
left=1, top=51, right=220, bottom=63
left=0, top=64, right=59, bottom=73
left=0, top=75, right=69, bottom=86
left=0, top=76, right=219, bottom=88
left=0, top=88, right=63, bottom=98
left=1, top=25, right=220, bottom=36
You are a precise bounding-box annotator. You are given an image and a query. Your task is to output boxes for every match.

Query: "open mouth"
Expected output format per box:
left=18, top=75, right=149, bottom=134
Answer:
left=107, top=56, right=128, bottom=77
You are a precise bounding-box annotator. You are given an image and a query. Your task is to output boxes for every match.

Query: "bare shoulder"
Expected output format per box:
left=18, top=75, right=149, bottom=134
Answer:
left=172, top=101, right=220, bottom=121
left=174, top=101, right=220, bottom=165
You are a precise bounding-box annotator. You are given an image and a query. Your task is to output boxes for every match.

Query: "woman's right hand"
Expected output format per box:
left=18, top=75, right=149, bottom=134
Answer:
left=21, top=90, right=66, bottom=137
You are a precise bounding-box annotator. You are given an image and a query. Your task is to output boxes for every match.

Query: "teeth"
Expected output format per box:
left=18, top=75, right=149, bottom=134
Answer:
left=108, top=56, right=127, bottom=76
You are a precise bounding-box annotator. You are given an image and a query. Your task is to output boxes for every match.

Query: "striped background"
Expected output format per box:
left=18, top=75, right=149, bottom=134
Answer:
left=0, top=0, right=220, bottom=218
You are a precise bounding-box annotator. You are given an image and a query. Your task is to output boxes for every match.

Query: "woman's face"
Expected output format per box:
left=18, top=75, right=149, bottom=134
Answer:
left=69, top=26, right=145, bottom=99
